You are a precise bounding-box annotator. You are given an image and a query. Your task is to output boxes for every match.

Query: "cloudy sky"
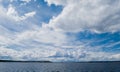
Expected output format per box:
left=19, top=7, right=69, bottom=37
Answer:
left=0, top=0, right=120, bottom=62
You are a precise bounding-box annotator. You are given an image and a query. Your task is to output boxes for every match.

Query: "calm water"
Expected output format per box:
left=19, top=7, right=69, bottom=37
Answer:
left=0, top=62, right=120, bottom=72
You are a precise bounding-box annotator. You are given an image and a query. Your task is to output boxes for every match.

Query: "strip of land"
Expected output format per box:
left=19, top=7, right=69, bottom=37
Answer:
left=0, top=60, right=120, bottom=63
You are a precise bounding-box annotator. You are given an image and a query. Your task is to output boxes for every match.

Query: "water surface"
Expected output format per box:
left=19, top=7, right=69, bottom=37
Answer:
left=0, top=61, right=120, bottom=72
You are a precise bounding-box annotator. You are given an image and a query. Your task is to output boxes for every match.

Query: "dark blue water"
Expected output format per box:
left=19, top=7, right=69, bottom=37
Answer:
left=0, top=62, right=120, bottom=72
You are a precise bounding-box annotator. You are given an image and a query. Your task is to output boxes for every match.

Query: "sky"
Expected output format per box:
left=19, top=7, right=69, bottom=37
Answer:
left=0, top=0, right=120, bottom=62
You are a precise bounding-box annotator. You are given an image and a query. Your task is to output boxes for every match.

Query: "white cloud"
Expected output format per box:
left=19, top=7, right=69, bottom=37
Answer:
left=6, top=4, right=36, bottom=21
left=45, top=0, right=67, bottom=6
left=20, top=0, right=31, bottom=3
left=24, top=11, right=36, bottom=17
left=46, top=0, right=120, bottom=33
left=6, top=4, right=18, bottom=20
left=1, top=46, right=120, bottom=61
left=13, top=27, right=68, bottom=47
left=0, top=3, right=37, bottom=33
left=20, top=11, right=36, bottom=20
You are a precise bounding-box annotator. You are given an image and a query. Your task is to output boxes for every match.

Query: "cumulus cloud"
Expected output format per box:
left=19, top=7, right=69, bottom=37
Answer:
left=46, top=0, right=120, bottom=33
left=7, top=4, right=36, bottom=21
left=0, top=2, right=37, bottom=33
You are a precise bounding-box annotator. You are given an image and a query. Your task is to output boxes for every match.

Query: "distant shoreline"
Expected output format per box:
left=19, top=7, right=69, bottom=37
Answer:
left=0, top=60, right=120, bottom=63
left=0, top=60, right=52, bottom=63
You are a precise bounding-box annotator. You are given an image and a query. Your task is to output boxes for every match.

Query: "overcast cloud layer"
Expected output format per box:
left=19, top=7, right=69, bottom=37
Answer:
left=0, top=0, right=120, bottom=62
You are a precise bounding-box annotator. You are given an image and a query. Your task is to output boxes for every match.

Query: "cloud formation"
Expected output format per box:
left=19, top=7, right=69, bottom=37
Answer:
left=0, top=0, right=120, bottom=62
left=7, top=4, right=36, bottom=21
left=46, top=0, right=120, bottom=33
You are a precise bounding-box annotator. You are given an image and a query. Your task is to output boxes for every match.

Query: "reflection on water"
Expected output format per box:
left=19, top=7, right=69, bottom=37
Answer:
left=0, top=62, right=120, bottom=72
